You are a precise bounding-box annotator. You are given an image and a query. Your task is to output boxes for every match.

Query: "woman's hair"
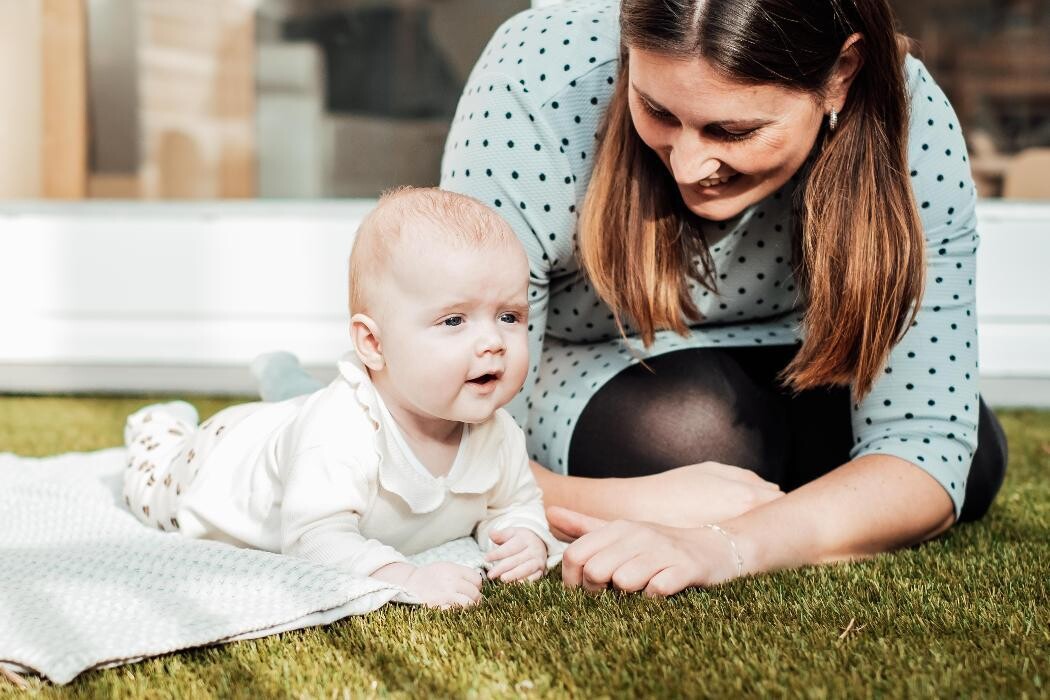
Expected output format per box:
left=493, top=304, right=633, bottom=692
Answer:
left=579, top=0, right=924, bottom=397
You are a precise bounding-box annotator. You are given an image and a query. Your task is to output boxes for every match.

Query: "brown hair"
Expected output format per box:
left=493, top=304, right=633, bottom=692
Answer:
left=579, top=0, right=924, bottom=397
left=349, top=186, right=515, bottom=315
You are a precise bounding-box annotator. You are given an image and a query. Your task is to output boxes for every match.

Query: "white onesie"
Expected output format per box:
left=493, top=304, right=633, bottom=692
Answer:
left=122, top=353, right=563, bottom=577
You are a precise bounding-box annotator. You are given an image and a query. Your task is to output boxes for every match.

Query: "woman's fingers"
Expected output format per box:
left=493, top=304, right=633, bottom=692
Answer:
left=549, top=521, right=574, bottom=543
left=545, top=506, right=609, bottom=541
left=608, top=553, right=666, bottom=593
left=753, top=474, right=784, bottom=492
left=691, top=460, right=757, bottom=480
left=761, top=486, right=786, bottom=501
left=574, top=539, right=645, bottom=592
left=644, top=565, right=693, bottom=598
left=612, top=543, right=706, bottom=595
left=560, top=522, right=712, bottom=595
left=560, top=521, right=640, bottom=589
left=702, top=461, right=782, bottom=490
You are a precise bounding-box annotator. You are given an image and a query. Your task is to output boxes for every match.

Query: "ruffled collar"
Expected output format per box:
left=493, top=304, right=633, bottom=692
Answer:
left=336, top=352, right=500, bottom=513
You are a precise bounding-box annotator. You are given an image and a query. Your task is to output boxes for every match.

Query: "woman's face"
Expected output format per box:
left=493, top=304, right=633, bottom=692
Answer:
left=627, top=47, right=825, bottom=222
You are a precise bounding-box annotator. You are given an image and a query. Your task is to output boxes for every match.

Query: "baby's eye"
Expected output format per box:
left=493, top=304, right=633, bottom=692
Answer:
left=499, top=312, right=520, bottom=324
left=443, top=316, right=464, bottom=327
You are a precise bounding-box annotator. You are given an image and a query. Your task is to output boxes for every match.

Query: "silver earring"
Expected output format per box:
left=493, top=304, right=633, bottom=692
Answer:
left=828, top=109, right=838, bottom=131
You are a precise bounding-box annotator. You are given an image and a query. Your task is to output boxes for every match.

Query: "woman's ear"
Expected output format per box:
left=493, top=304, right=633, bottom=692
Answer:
left=351, top=313, right=385, bottom=371
left=825, top=32, right=864, bottom=113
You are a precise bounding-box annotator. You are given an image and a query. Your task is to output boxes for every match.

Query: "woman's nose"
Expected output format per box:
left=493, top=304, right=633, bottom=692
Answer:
left=669, top=136, right=721, bottom=184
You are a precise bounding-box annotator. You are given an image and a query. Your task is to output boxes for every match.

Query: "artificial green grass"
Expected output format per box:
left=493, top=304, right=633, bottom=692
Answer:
left=1, top=395, right=1047, bottom=698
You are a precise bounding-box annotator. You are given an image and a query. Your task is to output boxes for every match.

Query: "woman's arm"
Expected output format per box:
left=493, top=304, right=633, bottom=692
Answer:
left=727, top=453, right=954, bottom=572
left=552, top=453, right=955, bottom=594
left=530, top=459, right=784, bottom=529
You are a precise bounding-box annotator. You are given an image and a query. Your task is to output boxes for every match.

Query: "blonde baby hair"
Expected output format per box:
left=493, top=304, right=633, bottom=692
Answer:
left=348, top=186, right=517, bottom=316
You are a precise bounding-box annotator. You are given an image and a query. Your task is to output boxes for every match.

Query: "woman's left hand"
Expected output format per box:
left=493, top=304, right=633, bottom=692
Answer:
left=548, top=506, right=745, bottom=596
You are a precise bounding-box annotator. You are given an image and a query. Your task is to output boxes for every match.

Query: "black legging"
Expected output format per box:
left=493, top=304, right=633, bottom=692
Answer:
left=567, top=345, right=1007, bottom=522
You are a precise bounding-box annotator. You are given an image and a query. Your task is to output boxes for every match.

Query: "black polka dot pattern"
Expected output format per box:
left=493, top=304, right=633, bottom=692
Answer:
left=440, top=0, right=979, bottom=516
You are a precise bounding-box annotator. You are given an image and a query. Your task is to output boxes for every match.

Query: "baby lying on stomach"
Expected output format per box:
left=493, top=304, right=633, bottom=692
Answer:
left=122, top=187, right=562, bottom=608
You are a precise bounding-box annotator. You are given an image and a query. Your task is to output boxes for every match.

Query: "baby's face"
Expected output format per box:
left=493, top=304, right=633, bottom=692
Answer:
left=373, top=237, right=530, bottom=425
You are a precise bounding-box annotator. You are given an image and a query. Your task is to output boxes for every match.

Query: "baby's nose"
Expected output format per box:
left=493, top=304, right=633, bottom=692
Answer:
left=476, top=328, right=506, bottom=355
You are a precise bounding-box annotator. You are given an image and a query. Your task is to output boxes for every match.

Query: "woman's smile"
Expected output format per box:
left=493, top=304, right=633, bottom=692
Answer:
left=694, top=171, right=741, bottom=191
left=628, top=47, right=824, bottom=220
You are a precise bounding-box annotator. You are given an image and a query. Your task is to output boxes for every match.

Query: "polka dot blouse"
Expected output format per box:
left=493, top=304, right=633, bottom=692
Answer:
left=440, top=0, right=980, bottom=517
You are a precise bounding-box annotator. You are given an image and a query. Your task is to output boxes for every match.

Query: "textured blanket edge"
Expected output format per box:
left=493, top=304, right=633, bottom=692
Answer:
left=0, top=448, right=417, bottom=685
left=4, top=587, right=398, bottom=684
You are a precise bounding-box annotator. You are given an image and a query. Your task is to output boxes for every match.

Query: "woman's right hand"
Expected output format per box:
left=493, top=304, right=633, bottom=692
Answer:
left=642, top=461, right=784, bottom=527
left=576, top=462, right=782, bottom=532
left=533, top=460, right=783, bottom=539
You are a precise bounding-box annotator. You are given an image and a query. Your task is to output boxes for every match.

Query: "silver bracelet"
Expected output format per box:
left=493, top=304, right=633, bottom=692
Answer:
left=701, top=523, right=744, bottom=578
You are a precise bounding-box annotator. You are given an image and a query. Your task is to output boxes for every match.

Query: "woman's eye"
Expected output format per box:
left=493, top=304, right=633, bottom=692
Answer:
left=708, top=125, right=757, bottom=142
left=640, top=98, right=676, bottom=123
left=443, top=316, right=464, bottom=327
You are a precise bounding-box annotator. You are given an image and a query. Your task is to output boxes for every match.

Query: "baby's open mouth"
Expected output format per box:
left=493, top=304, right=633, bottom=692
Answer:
left=467, top=373, right=500, bottom=386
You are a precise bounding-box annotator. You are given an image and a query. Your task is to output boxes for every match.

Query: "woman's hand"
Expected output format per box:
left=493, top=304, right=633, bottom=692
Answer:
left=623, top=462, right=784, bottom=528
left=548, top=506, right=745, bottom=596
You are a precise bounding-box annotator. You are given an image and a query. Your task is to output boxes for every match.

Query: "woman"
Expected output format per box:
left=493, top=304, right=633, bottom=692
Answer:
left=260, top=0, right=1007, bottom=595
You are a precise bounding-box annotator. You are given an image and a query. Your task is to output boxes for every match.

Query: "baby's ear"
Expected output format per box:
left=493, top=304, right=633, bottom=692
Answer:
left=350, top=313, right=384, bottom=371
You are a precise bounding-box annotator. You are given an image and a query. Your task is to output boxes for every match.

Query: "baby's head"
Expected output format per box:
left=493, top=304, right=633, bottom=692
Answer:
left=349, top=187, right=530, bottom=425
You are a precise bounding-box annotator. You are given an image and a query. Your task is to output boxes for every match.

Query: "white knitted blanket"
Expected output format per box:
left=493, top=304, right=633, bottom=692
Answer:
left=0, top=448, right=487, bottom=684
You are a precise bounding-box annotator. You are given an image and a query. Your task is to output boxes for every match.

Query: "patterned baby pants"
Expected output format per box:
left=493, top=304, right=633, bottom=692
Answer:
left=122, top=401, right=217, bottom=532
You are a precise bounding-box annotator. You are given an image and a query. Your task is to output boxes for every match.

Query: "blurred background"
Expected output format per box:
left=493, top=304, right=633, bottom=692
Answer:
left=0, top=0, right=1047, bottom=402
left=0, top=0, right=1046, bottom=202
left=0, top=0, right=531, bottom=200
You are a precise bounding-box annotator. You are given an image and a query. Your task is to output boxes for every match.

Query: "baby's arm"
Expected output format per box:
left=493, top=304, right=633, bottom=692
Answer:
left=281, top=446, right=481, bottom=607
left=475, top=417, right=565, bottom=581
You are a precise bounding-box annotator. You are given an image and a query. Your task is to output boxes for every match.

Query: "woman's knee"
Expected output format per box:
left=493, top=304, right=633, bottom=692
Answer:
left=567, top=348, right=789, bottom=481
left=958, top=399, right=1008, bottom=522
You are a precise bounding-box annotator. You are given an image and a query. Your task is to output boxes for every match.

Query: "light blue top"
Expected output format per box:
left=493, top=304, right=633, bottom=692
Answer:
left=440, top=0, right=980, bottom=517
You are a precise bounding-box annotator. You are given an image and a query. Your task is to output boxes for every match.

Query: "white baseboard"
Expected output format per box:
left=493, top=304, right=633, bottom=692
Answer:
left=2, top=199, right=1049, bottom=406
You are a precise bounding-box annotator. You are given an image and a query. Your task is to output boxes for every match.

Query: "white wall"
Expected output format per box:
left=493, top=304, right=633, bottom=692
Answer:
left=0, top=201, right=369, bottom=393
left=966, top=202, right=1050, bottom=406
left=1, top=199, right=1048, bottom=404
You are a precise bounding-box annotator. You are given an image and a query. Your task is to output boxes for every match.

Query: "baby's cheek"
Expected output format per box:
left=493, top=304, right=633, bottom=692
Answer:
left=509, top=357, right=530, bottom=392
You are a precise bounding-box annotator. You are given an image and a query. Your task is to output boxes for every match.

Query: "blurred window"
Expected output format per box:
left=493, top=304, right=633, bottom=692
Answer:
left=255, top=0, right=529, bottom=199
left=891, top=0, right=1050, bottom=199
left=65, top=1, right=1050, bottom=201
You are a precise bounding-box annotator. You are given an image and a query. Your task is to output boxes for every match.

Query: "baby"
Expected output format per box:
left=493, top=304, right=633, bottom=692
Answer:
left=122, top=187, right=561, bottom=608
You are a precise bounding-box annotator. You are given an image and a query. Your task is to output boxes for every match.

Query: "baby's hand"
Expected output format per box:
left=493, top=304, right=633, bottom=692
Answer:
left=374, top=561, right=482, bottom=608
left=485, top=528, right=548, bottom=583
